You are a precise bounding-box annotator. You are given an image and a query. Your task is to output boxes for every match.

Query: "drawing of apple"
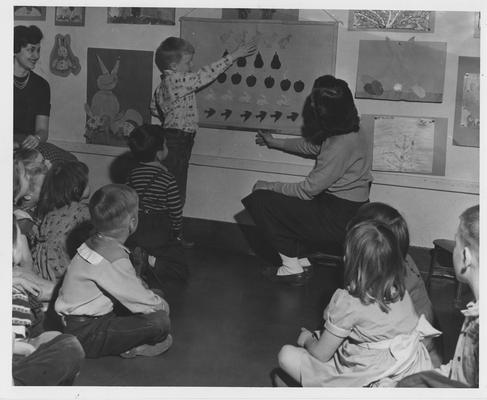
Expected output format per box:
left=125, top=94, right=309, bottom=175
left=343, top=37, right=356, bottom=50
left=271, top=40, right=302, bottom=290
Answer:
left=294, top=80, right=305, bottom=93
left=280, top=79, right=291, bottom=91
left=264, top=76, right=275, bottom=88
left=246, top=75, right=257, bottom=87
left=237, top=57, right=246, bottom=67
left=217, top=73, right=227, bottom=83
left=231, top=73, right=242, bottom=85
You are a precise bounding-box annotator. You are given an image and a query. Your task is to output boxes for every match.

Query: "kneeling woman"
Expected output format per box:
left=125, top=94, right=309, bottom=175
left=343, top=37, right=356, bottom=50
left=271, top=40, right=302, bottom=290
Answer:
left=242, top=75, right=372, bottom=285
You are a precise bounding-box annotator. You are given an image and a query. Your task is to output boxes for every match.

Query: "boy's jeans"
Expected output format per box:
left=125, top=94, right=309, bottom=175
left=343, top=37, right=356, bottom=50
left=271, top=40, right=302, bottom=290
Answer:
left=162, top=129, right=196, bottom=205
left=63, top=310, right=170, bottom=358
left=13, top=334, right=85, bottom=385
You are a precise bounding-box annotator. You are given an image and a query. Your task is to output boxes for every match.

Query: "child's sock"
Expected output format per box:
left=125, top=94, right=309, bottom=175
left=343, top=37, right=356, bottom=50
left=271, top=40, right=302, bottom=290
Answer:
left=298, top=257, right=311, bottom=268
left=148, top=255, right=156, bottom=268
left=276, top=253, right=303, bottom=276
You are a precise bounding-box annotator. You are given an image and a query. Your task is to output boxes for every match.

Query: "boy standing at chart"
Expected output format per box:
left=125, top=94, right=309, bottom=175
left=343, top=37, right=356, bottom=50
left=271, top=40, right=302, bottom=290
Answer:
left=150, top=37, right=256, bottom=241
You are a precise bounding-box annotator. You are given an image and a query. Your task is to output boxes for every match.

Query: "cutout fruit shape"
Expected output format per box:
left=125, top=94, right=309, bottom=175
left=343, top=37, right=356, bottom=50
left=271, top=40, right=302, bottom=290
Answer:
left=294, top=80, right=305, bottom=93
left=217, top=73, right=227, bottom=83
left=280, top=79, right=291, bottom=91
left=254, top=52, right=264, bottom=68
left=231, top=73, right=242, bottom=85
left=237, top=57, right=246, bottom=67
left=246, top=75, right=257, bottom=87
left=222, top=49, right=229, bottom=57
left=264, top=76, right=275, bottom=89
left=270, top=52, right=281, bottom=69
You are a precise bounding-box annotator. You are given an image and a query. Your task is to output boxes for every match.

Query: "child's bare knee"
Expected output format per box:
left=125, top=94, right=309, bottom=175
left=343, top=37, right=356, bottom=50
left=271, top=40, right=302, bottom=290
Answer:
left=278, top=344, right=297, bottom=369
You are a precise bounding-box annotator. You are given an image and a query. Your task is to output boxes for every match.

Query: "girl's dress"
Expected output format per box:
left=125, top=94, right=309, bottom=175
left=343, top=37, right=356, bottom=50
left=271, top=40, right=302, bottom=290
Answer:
left=298, top=288, right=439, bottom=387
left=32, top=202, right=90, bottom=282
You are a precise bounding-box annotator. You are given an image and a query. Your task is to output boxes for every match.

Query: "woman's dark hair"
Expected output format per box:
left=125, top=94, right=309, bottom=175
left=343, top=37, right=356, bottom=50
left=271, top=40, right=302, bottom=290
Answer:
left=347, top=202, right=410, bottom=259
left=36, top=161, right=89, bottom=219
left=127, top=124, right=166, bottom=163
left=14, top=25, right=43, bottom=53
left=301, top=75, right=360, bottom=145
left=344, top=220, right=406, bottom=313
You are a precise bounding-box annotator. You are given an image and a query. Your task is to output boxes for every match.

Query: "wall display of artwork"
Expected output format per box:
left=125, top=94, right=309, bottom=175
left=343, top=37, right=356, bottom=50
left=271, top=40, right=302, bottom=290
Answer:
left=361, top=114, right=447, bottom=176
left=14, top=6, right=46, bottom=21
left=453, top=56, right=480, bottom=147
left=107, top=7, right=175, bottom=25
left=85, top=48, right=153, bottom=146
left=221, top=9, right=299, bottom=21
left=50, top=34, right=81, bottom=77
left=474, top=12, right=480, bottom=38
left=348, top=10, right=434, bottom=32
left=355, top=38, right=447, bottom=103
left=180, top=17, right=338, bottom=134
left=55, top=7, right=85, bottom=26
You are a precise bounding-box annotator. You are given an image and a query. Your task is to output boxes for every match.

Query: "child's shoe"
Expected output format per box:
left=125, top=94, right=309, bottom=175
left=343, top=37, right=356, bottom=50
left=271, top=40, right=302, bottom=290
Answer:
left=120, top=334, right=173, bottom=358
left=175, top=236, right=195, bottom=249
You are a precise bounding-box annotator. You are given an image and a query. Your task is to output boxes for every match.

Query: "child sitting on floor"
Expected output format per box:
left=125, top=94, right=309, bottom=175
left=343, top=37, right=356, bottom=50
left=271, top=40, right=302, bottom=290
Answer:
left=397, top=205, right=479, bottom=388
left=126, top=124, right=188, bottom=282
left=14, top=149, right=50, bottom=243
left=12, top=215, right=85, bottom=386
left=55, top=184, right=172, bottom=359
left=277, top=220, right=440, bottom=387
left=32, top=160, right=91, bottom=282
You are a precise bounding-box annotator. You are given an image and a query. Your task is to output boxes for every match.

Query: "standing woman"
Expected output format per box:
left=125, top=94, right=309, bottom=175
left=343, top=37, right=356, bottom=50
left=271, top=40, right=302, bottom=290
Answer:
left=14, top=25, right=75, bottom=161
left=242, top=75, right=372, bottom=285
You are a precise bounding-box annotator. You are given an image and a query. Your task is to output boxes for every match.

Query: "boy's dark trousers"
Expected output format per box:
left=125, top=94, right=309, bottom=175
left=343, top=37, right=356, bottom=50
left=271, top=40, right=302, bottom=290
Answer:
left=161, top=128, right=196, bottom=205
left=128, top=210, right=189, bottom=282
left=13, top=334, right=85, bottom=385
left=62, top=310, right=170, bottom=358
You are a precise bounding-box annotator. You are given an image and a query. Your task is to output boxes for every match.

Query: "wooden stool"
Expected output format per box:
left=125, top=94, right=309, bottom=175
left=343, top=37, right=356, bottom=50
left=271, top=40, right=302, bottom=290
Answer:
left=426, top=239, right=463, bottom=309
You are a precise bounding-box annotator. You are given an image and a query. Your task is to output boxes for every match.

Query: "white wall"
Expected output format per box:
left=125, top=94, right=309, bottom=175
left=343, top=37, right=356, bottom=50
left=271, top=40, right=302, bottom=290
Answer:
left=18, top=7, right=480, bottom=247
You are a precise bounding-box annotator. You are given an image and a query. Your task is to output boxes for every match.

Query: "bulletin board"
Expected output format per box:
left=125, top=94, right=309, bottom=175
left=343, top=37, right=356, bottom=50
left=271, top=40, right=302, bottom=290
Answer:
left=361, top=114, right=448, bottom=176
left=180, top=17, right=338, bottom=134
left=355, top=38, right=447, bottom=103
left=453, top=56, right=479, bottom=147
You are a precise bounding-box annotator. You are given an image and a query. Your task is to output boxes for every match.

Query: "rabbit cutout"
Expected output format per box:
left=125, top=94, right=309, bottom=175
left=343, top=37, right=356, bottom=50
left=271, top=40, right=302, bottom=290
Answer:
left=49, top=34, right=81, bottom=77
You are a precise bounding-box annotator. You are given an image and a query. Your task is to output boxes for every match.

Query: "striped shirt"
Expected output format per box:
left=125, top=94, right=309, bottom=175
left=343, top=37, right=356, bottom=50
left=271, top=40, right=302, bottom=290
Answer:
left=12, top=287, right=33, bottom=338
left=127, top=164, right=183, bottom=234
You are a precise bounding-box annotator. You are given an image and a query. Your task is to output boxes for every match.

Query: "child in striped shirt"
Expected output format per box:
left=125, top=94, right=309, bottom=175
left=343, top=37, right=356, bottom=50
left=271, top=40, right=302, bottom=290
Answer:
left=127, top=124, right=189, bottom=282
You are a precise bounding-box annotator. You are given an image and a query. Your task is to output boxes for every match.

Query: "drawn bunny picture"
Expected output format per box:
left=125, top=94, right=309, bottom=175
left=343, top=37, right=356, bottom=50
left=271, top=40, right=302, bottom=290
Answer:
left=49, top=34, right=81, bottom=77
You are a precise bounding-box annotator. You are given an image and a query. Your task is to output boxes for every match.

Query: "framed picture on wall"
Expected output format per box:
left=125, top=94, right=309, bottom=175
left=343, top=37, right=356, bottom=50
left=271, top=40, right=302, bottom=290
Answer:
left=14, top=6, right=46, bottom=21
left=348, top=10, right=435, bottom=32
left=474, top=12, right=480, bottom=38
left=55, top=7, right=85, bottom=26
left=221, top=9, right=299, bottom=21
left=107, top=7, right=175, bottom=25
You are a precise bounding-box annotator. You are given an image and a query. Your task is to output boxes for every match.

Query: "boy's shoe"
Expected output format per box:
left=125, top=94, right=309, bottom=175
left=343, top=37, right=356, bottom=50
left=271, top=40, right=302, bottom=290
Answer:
left=120, top=334, right=173, bottom=359
left=175, top=236, right=195, bottom=249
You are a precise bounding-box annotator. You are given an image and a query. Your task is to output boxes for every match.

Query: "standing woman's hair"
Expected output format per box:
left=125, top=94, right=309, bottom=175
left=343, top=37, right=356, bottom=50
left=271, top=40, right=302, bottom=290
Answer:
left=347, top=202, right=410, bottom=259
left=301, top=75, right=360, bottom=145
left=344, top=221, right=406, bottom=313
left=36, top=161, right=89, bottom=219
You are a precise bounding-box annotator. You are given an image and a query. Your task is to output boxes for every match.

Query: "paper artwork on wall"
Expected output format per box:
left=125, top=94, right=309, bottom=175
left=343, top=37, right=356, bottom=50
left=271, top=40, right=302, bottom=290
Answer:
left=453, top=57, right=480, bottom=147
left=14, top=6, right=46, bottom=21
left=355, top=37, right=447, bottom=103
left=180, top=17, right=337, bottom=134
left=107, top=8, right=175, bottom=25
left=85, top=48, right=152, bottom=146
left=221, top=9, right=299, bottom=21
left=474, top=12, right=480, bottom=38
left=50, top=34, right=81, bottom=77
left=361, top=114, right=447, bottom=176
left=55, top=7, right=85, bottom=26
left=348, top=10, right=434, bottom=32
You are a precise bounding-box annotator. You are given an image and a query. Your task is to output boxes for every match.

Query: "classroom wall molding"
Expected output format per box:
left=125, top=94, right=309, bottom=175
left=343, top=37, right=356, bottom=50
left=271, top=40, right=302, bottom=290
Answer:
left=52, top=140, right=479, bottom=195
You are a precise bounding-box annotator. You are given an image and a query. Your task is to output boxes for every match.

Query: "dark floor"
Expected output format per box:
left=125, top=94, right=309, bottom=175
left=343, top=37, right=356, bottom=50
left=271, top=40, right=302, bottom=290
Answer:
left=74, top=245, right=470, bottom=387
